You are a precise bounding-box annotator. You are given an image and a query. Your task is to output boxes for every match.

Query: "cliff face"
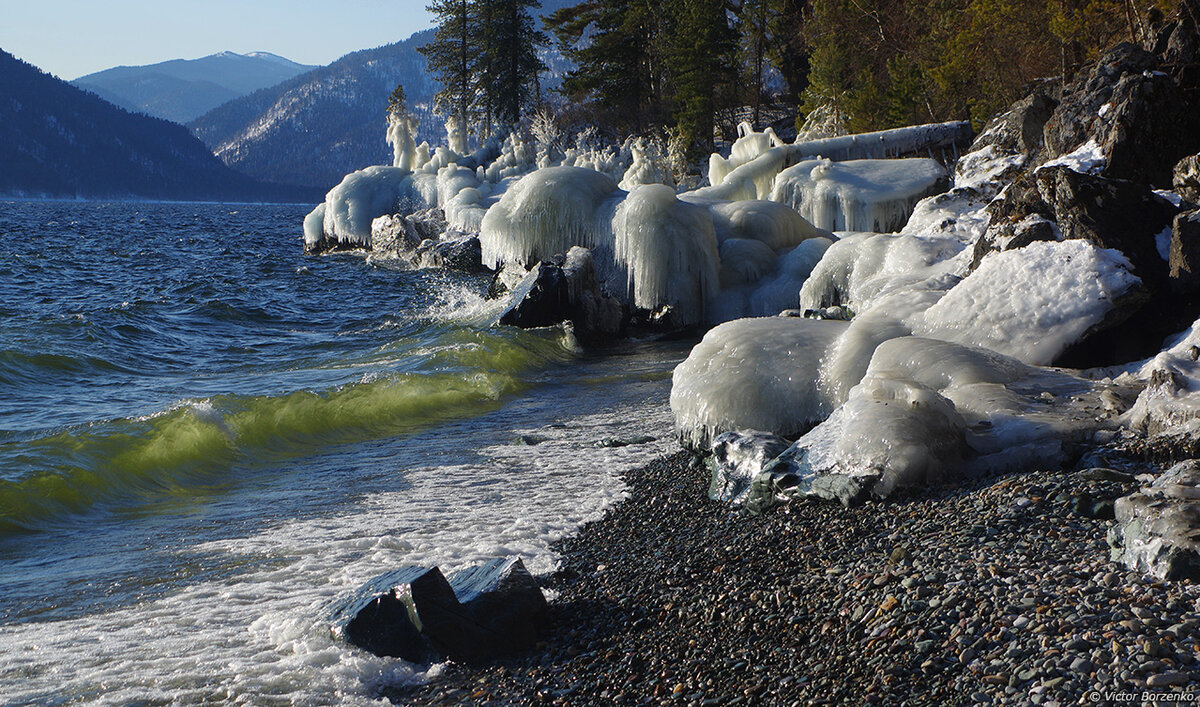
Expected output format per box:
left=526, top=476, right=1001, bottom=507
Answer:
left=0, top=50, right=316, bottom=202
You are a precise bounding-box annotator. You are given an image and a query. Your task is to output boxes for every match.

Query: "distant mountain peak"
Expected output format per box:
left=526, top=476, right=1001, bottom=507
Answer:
left=72, top=52, right=316, bottom=124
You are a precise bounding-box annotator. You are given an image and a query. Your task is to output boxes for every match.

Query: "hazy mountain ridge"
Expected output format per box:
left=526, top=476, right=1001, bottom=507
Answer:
left=0, top=50, right=316, bottom=202
left=72, top=52, right=315, bottom=124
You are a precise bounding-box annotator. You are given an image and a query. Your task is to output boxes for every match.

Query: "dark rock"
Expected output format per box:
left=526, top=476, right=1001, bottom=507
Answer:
left=1071, top=492, right=1117, bottom=520
left=1176, top=154, right=1200, bottom=204
left=330, top=558, right=549, bottom=665
left=972, top=170, right=1057, bottom=269
left=1102, top=70, right=1200, bottom=188
left=498, top=248, right=627, bottom=342
left=1170, top=210, right=1200, bottom=292
left=707, top=431, right=790, bottom=505
left=1034, top=166, right=1175, bottom=283
left=1043, top=43, right=1158, bottom=160
left=438, top=557, right=549, bottom=665
left=419, top=234, right=487, bottom=273
left=973, top=89, right=1058, bottom=159
left=499, top=261, right=573, bottom=330
left=329, top=565, right=455, bottom=663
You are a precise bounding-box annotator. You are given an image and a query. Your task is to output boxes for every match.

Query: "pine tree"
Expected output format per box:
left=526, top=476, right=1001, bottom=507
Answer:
left=418, top=0, right=477, bottom=135
left=387, top=83, right=408, bottom=118
left=546, top=0, right=667, bottom=133
left=476, top=0, right=548, bottom=129
left=665, top=0, right=739, bottom=156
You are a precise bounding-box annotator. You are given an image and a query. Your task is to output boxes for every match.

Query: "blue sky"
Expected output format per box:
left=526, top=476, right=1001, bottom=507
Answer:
left=1, top=0, right=435, bottom=79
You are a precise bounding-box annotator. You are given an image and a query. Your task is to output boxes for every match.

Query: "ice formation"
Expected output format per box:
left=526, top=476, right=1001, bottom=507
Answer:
left=317, top=166, right=416, bottom=247
left=915, top=240, right=1142, bottom=365
left=618, top=138, right=675, bottom=191
left=612, top=185, right=720, bottom=324
left=670, top=316, right=848, bottom=451
left=708, top=123, right=786, bottom=188
left=1125, top=318, right=1200, bottom=437
left=386, top=113, right=425, bottom=171
left=478, top=166, right=622, bottom=269
left=770, top=158, right=947, bottom=232
left=709, top=200, right=831, bottom=249
left=1110, top=460, right=1200, bottom=580
left=303, top=204, right=327, bottom=249
left=763, top=336, right=1130, bottom=504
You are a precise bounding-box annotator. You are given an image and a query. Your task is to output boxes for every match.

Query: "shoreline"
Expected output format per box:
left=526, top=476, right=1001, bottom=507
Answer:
left=393, top=451, right=1200, bottom=706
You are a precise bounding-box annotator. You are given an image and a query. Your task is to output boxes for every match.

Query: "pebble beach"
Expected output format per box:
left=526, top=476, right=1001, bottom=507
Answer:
left=395, top=451, right=1200, bottom=706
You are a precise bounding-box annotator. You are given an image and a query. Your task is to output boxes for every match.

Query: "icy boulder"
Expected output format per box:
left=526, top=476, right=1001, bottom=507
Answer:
left=709, top=238, right=833, bottom=323
left=798, top=232, right=967, bottom=314
left=752, top=336, right=1132, bottom=507
left=1109, top=460, right=1200, bottom=581
left=670, top=316, right=848, bottom=451
left=613, top=185, right=720, bottom=326
left=1126, top=317, right=1200, bottom=443
left=313, top=166, right=418, bottom=250
left=707, top=430, right=791, bottom=505
left=479, top=166, right=621, bottom=269
left=771, top=158, right=947, bottom=232
left=915, top=240, right=1144, bottom=365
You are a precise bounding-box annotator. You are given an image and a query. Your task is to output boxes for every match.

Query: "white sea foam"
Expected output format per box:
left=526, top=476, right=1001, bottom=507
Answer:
left=0, top=404, right=677, bottom=705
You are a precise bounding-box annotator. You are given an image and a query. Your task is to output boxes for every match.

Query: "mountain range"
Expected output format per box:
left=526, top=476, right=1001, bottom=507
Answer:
left=72, top=52, right=315, bottom=124
left=189, top=0, right=575, bottom=191
left=0, top=50, right=316, bottom=202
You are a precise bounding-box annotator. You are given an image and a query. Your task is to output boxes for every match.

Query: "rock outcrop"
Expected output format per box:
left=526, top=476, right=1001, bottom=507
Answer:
left=1109, top=460, right=1200, bottom=581
left=329, top=557, right=548, bottom=665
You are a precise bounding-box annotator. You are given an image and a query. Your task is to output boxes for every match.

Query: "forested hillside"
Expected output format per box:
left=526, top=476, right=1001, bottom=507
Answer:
left=0, top=50, right=313, bottom=201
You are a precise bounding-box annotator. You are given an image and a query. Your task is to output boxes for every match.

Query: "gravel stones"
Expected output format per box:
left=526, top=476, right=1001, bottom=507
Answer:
left=395, top=453, right=1200, bottom=705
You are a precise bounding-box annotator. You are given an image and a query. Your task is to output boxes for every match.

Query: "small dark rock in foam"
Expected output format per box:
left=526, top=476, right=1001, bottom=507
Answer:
left=329, top=557, right=548, bottom=665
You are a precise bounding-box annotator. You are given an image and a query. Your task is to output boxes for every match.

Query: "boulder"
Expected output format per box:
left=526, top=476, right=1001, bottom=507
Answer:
left=1108, top=460, right=1200, bottom=582
left=499, top=260, right=573, bottom=330
left=1043, top=42, right=1158, bottom=160
left=972, top=88, right=1058, bottom=159
left=1170, top=210, right=1200, bottom=292
left=1035, top=166, right=1176, bottom=284
left=498, top=248, right=626, bottom=342
left=328, top=565, right=454, bottom=664
left=418, top=234, right=487, bottom=273
left=1102, top=70, right=1199, bottom=188
left=1176, top=154, right=1200, bottom=204
left=707, top=430, right=791, bottom=505
left=329, top=557, right=548, bottom=665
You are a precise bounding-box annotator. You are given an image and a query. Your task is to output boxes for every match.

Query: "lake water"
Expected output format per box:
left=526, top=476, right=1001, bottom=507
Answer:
left=0, top=200, right=683, bottom=705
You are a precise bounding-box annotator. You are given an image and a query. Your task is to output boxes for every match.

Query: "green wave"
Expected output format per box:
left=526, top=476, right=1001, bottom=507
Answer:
left=0, top=327, right=574, bottom=533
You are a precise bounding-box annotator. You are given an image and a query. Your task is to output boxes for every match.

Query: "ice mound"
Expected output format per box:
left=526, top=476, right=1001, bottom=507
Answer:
left=670, top=316, right=848, bottom=451
left=915, top=240, right=1143, bottom=365
left=798, top=232, right=967, bottom=314
left=479, top=166, right=622, bottom=269
left=771, top=158, right=947, bottom=232
left=754, top=337, right=1131, bottom=506
left=613, top=185, right=720, bottom=325
left=316, top=166, right=417, bottom=248
left=709, top=238, right=833, bottom=323
left=710, top=200, right=831, bottom=248
left=1125, top=317, right=1200, bottom=438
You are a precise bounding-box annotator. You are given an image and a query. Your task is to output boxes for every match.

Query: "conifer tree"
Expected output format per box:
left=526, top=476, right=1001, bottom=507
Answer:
left=419, top=0, right=477, bottom=135
left=476, top=0, right=548, bottom=129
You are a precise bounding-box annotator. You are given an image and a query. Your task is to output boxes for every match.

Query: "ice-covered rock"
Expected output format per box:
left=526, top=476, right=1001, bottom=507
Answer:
left=479, top=166, right=622, bottom=269
left=670, top=316, right=848, bottom=451
left=915, top=240, right=1144, bottom=366
left=613, top=185, right=720, bottom=326
left=750, top=337, right=1132, bottom=508
left=707, top=430, right=791, bottom=505
left=313, top=166, right=418, bottom=250
left=771, top=158, right=947, bottom=232
left=497, top=247, right=624, bottom=341
left=1109, top=460, right=1200, bottom=581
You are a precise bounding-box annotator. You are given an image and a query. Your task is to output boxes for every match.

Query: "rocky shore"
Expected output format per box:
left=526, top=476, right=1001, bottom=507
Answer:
left=391, top=452, right=1200, bottom=706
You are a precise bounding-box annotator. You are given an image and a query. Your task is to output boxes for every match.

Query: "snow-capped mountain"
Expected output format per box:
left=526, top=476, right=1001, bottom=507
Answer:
left=72, top=52, right=315, bottom=124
